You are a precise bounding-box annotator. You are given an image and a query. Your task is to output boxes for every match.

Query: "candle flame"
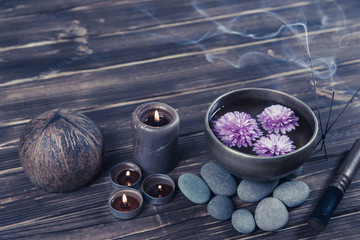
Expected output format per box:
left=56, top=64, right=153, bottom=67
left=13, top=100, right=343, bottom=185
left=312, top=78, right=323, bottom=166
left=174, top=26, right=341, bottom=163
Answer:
left=122, top=194, right=128, bottom=204
left=154, top=110, right=160, bottom=122
left=158, top=184, right=162, bottom=191
left=126, top=170, right=130, bottom=177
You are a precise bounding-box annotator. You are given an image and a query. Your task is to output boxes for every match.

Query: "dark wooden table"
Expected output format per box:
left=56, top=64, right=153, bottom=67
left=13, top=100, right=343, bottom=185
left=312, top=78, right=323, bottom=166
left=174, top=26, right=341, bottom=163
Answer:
left=1, top=0, right=360, bottom=239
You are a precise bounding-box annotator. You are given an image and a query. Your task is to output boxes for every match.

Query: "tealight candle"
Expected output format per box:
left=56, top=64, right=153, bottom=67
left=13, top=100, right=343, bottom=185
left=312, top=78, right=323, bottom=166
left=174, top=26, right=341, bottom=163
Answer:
left=142, top=174, right=176, bottom=205
left=109, top=162, right=142, bottom=189
left=111, top=193, right=140, bottom=212
left=143, top=109, right=169, bottom=127
left=108, top=188, right=143, bottom=220
left=148, top=184, right=173, bottom=198
left=131, top=102, right=180, bottom=174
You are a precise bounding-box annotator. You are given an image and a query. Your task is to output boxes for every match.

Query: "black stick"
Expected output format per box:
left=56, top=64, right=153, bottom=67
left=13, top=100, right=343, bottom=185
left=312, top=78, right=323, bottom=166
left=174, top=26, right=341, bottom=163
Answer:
left=317, top=91, right=335, bottom=151
left=314, top=89, right=359, bottom=150
left=325, top=88, right=359, bottom=134
left=309, top=57, right=327, bottom=160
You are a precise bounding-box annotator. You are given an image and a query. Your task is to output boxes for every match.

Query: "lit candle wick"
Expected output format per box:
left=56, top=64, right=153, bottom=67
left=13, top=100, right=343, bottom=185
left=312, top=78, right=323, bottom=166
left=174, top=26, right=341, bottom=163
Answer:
left=122, top=194, right=128, bottom=208
left=125, top=170, right=131, bottom=186
left=157, top=184, right=163, bottom=198
left=154, top=110, right=160, bottom=122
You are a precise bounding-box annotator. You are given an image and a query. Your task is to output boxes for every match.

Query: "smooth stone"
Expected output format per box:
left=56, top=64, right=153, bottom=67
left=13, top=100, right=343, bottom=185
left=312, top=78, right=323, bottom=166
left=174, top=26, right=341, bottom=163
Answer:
left=284, top=166, right=303, bottom=180
left=207, top=195, right=234, bottom=221
left=255, top=197, right=289, bottom=231
left=237, top=179, right=279, bottom=203
left=273, top=180, right=310, bottom=208
left=200, top=162, right=237, bottom=196
left=231, top=209, right=256, bottom=234
left=178, top=173, right=211, bottom=204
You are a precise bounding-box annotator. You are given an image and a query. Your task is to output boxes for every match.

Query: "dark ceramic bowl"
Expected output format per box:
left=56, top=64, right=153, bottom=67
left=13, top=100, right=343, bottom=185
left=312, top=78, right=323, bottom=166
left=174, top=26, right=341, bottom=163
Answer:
left=204, top=88, right=319, bottom=181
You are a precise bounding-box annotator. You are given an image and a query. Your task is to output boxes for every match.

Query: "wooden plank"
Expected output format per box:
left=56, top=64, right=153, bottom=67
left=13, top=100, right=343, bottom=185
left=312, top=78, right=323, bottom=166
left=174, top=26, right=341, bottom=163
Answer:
left=1, top=0, right=360, bottom=239
left=1, top=129, right=359, bottom=238
left=1, top=0, right=359, bottom=86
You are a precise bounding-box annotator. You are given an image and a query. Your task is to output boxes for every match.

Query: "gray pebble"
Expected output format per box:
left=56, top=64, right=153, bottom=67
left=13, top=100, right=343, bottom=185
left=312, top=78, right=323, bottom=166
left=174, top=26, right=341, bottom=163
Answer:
left=178, top=173, right=210, bottom=204
left=207, top=195, right=234, bottom=221
left=237, top=179, right=279, bottom=203
left=273, top=180, right=310, bottom=207
left=231, top=209, right=256, bottom=234
left=284, top=166, right=303, bottom=180
left=200, top=162, right=237, bottom=196
left=255, top=197, right=289, bottom=231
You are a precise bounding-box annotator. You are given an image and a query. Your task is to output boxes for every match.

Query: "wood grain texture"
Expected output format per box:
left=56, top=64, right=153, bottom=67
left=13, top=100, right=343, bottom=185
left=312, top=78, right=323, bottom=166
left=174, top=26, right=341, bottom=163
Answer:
left=1, top=0, right=360, bottom=239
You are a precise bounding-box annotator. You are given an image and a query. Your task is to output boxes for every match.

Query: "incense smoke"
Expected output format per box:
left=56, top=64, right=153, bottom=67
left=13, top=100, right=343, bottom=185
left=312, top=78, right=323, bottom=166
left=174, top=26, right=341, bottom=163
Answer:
left=134, top=0, right=359, bottom=97
left=134, top=0, right=360, bottom=157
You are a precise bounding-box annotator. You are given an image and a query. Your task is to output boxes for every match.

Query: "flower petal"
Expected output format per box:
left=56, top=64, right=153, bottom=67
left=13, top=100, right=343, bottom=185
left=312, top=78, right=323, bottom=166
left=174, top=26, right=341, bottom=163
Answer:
left=253, top=134, right=296, bottom=157
left=257, top=104, right=299, bottom=134
left=212, top=111, right=263, bottom=149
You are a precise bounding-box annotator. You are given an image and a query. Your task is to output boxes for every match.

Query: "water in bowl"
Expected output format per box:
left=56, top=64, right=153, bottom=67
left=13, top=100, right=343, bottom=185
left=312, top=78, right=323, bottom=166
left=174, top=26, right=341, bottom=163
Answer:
left=209, top=99, right=314, bottom=156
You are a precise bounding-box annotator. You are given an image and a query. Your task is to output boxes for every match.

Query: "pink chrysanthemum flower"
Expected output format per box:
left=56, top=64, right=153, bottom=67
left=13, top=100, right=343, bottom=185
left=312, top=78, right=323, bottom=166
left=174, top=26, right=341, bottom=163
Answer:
left=212, top=111, right=263, bottom=148
left=253, top=134, right=296, bottom=157
left=257, top=104, right=299, bottom=134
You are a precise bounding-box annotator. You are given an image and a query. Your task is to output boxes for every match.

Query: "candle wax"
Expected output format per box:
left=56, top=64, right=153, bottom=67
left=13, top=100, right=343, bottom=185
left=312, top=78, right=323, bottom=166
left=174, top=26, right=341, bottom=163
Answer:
left=148, top=184, right=173, bottom=198
left=132, top=102, right=180, bottom=174
left=111, top=195, right=140, bottom=212
left=143, top=111, right=169, bottom=127
left=116, top=170, right=140, bottom=186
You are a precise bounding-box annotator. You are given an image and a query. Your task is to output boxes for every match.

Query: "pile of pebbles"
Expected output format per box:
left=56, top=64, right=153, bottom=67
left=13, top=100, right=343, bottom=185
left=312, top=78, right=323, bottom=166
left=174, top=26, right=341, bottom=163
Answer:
left=178, top=162, right=310, bottom=233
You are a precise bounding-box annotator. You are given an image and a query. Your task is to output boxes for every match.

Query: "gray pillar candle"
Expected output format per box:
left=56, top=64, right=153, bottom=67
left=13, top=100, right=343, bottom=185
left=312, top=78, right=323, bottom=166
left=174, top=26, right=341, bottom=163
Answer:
left=131, top=102, right=180, bottom=174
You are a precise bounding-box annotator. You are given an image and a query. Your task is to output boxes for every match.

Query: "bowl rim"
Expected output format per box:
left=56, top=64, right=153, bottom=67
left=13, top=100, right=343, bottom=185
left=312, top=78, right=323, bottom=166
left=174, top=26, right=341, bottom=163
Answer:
left=205, top=88, right=319, bottom=160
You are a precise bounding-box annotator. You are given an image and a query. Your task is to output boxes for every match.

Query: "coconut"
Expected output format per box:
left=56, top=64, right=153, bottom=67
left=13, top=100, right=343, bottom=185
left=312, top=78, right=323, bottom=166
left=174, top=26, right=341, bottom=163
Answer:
left=19, top=108, right=104, bottom=193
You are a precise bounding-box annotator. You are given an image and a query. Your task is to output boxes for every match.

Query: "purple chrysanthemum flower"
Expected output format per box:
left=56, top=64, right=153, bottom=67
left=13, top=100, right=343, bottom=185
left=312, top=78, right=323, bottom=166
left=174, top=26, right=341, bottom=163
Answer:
left=253, top=134, right=296, bottom=157
left=257, top=104, right=299, bottom=134
left=212, top=111, right=263, bottom=148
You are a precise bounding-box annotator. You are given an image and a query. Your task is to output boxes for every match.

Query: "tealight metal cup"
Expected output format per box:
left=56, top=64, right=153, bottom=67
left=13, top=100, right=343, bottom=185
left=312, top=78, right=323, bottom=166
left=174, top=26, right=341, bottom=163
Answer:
left=108, top=188, right=143, bottom=220
left=109, top=162, right=142, bottom=189
left=142, top=174, right=176, bottom=205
